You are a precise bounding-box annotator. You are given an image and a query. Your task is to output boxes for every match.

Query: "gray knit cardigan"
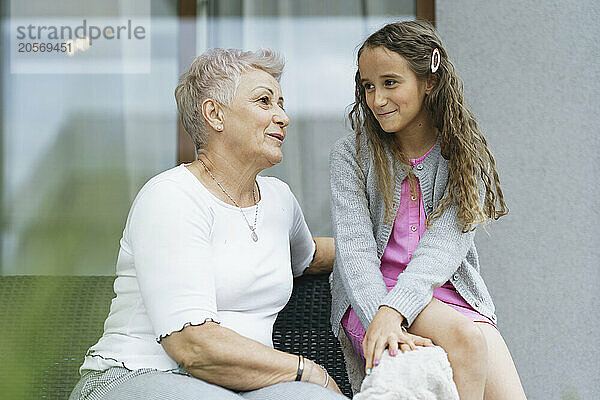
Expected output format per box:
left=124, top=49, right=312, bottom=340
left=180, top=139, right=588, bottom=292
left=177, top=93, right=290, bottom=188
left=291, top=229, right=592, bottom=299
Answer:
left=329, top=133, right=497, bottom=336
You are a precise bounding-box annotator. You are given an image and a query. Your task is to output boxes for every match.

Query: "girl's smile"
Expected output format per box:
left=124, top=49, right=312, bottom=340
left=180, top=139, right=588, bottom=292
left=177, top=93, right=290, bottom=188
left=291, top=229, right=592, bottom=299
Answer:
left=377, top=110, right=397, bottom=117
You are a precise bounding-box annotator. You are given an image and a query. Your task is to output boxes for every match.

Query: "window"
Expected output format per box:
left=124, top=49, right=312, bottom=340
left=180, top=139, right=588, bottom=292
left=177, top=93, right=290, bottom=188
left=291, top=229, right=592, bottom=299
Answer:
left=1, top=0, right=434, bottom=274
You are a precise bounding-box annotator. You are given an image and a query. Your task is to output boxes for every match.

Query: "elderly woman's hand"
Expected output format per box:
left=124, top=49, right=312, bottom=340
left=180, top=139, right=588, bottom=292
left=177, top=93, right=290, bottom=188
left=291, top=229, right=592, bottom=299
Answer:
left=327, top=376, right=343, bottom=394
left=302, top=358, right=343, bottom=394
left=362, top=306, right=434, bottom=375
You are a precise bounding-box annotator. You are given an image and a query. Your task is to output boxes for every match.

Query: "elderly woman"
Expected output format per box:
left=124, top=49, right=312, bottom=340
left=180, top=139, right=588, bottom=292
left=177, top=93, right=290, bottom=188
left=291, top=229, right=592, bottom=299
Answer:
left=68, top=49, right=347, bottom=400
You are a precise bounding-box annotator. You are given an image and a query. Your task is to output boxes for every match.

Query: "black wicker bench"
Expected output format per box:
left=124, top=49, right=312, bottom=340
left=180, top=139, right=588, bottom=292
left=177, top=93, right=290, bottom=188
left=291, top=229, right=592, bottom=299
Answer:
left=0, top=274, right=351, bottom=399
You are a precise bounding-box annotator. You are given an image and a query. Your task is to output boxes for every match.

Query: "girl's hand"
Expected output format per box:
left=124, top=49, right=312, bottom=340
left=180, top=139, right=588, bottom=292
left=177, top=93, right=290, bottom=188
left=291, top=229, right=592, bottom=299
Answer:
left=362, top=306, right=434, bottom=374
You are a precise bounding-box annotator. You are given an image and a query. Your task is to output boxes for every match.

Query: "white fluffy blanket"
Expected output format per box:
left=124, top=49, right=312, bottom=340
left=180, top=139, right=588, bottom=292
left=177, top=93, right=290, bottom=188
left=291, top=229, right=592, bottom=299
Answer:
left=353, top=346, right=459, bottom=400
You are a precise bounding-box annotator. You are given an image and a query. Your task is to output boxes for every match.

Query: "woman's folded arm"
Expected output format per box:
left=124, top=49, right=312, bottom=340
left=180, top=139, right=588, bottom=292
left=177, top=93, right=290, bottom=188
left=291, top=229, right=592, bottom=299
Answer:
left=160, top=322, right=334, bottom=391
left=161, top=322, right=297, bottom=390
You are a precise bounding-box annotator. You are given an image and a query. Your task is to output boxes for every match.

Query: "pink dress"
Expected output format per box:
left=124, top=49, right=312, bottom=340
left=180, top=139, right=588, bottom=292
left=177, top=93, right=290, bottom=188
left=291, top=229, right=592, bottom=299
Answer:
left=341, top=143, right=496, bottom=359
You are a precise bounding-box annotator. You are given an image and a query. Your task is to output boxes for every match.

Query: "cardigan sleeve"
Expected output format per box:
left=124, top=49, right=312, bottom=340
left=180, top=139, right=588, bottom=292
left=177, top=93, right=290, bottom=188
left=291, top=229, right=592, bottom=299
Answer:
left=330, top=136, right=388, bottom=328
left=380, top=185, right=482, bottom=327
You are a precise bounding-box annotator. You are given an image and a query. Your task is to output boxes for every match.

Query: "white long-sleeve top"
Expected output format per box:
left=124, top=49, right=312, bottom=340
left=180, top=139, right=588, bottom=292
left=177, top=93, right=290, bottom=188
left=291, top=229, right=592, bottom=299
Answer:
left=81, top=165, right=315, bottom=372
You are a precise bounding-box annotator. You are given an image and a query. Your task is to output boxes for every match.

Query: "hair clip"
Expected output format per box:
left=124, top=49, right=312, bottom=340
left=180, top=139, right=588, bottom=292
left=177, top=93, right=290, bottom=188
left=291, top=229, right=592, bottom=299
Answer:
left=430, top=48, right=441, bottom=73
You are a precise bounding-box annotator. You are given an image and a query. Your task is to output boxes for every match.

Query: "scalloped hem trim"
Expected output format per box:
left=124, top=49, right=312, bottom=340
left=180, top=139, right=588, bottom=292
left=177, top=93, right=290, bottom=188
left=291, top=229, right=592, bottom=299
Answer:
left=85, top=351, right=132, bottom=371
left=156, top=318, right=220, bottom=343
left=83, top=351, right=182, bottom=374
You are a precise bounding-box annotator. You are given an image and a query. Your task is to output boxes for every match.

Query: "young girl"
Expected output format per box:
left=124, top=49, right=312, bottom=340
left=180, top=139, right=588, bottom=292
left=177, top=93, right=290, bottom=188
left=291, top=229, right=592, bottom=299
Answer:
left=329, top=21, right=527, bottom=399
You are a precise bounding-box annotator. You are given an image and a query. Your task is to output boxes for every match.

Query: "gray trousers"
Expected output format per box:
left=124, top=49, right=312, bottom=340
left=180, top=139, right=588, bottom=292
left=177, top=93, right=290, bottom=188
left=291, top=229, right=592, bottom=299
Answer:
left=69, top=367, right=349, bottom=400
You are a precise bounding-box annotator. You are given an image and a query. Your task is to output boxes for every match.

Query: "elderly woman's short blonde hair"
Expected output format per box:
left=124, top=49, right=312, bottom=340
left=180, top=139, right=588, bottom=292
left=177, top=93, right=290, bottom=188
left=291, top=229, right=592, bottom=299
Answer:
left=175, top=48, right=285, bottom=153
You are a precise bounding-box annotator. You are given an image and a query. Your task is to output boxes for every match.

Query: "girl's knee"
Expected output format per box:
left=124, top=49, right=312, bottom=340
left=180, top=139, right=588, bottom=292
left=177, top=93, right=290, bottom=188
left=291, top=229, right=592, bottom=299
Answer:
left=449, top=321, right=488, bottom=362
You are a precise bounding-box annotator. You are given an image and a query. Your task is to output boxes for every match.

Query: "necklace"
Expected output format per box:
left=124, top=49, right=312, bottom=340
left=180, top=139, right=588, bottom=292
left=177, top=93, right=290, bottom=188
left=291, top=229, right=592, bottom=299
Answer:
left=198, top=159, right=259, bottom=242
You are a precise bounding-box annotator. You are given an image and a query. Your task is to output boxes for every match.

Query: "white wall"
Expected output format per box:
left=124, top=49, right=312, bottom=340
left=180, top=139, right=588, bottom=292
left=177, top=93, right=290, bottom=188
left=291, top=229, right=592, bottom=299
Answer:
left=437, top=1, right=599, bottom=398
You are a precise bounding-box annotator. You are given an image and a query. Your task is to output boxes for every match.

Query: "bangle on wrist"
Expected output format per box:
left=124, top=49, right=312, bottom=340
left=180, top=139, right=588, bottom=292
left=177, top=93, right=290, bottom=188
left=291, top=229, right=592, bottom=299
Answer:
left=304, top=359, right=315, bottom=383
left=318, top=363, right=329, bottom=388
left=295, top=355, right=304, bottom=381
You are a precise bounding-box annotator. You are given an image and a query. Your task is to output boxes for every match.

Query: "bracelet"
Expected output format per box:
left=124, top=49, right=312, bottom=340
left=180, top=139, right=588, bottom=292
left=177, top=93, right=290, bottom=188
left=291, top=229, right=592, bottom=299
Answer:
left=318, top=363, right=329, bottom=388
left=305, top=359, right=315, bottom=383
left=295, top=355, right=304, bottom=381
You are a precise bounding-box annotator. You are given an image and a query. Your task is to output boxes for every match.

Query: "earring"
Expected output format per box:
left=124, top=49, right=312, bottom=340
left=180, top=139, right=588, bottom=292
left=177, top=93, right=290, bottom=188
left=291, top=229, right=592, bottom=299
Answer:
left=216, top=125, right=223, bottom=131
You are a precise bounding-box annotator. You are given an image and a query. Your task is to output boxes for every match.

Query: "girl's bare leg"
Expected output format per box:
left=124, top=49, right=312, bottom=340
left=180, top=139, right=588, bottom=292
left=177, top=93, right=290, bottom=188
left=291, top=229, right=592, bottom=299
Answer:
left=408, top=298, right=487, bottom=400
left=474, top=322, right=527, bottom=400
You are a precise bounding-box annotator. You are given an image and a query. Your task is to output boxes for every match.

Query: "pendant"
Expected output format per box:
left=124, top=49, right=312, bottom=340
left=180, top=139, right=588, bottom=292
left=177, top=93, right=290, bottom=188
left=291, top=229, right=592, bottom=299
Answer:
left=251, top=231, right=258, bottom=242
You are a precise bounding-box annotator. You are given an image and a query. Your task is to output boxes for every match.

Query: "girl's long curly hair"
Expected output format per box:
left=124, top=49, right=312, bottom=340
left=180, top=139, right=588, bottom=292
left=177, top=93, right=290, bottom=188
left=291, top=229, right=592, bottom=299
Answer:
left=349, top=20, right=508, bottom=232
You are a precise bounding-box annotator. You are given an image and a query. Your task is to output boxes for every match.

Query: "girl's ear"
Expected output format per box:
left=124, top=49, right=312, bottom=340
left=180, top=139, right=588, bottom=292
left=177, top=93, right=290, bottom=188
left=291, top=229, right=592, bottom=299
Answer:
left=201, top=98, right=225, bottom=132
left=425, top=74, right=438, bottom=95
